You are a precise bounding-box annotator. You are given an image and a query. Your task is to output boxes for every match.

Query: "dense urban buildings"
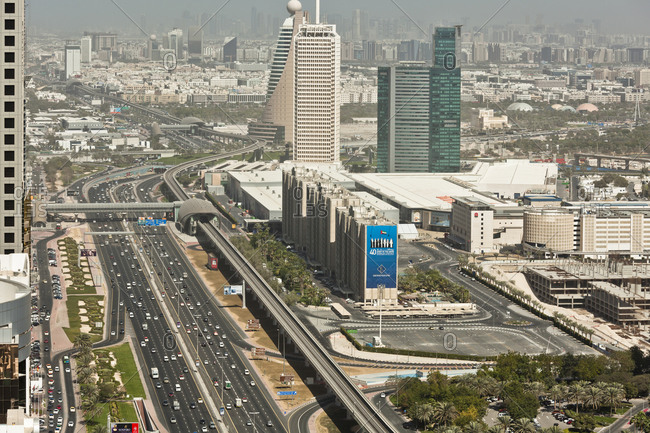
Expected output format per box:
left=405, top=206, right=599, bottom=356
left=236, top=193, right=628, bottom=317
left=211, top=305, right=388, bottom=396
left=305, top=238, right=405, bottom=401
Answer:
left=292, top=6, right=341, bottom=163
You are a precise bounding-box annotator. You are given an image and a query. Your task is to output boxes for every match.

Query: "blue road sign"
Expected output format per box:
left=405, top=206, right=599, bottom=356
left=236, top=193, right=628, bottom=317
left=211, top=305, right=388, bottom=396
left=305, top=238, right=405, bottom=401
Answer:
left=277, top=391, right=297, bottom=396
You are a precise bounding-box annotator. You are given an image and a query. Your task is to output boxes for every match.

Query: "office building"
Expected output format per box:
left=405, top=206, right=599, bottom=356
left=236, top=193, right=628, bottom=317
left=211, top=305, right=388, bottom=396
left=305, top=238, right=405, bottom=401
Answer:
left=2, top=0, right=25, bottom=254
left=167, top=28, right=183, bottom=59
left=64, top=43, right=81, bottom=79
left=283, top=167, right=398, bottom=304
left=80, top=35, right=92, bottom=63
left=293, top=7, right=341, bottom=163
left=377, top=27, right=461, bottom=173
left=377, top=63, right=432, bottom=172
left=187, top=26, right=203, bottom=63
left=223, top=36, right=237, bottom=62
left=249, top=1, right=306, bottom=145
left=430, top=26, right=461, bottom=173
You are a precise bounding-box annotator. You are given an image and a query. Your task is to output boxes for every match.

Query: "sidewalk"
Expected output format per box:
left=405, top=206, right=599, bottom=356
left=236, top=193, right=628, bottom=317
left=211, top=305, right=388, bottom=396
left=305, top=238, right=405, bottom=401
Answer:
left=329, top=333, right=482, bottom=367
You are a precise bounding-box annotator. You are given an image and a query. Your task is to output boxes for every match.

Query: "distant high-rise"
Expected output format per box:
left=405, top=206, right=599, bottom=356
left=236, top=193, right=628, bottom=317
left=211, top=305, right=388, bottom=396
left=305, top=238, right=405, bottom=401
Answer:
left=293, top=3, right=341, bottom=163
left=187, top=26, right=203, bottom=63
left=168, top=28, right=183, bottom=59
left=223, top=36, right=237, bottom=62
left=80, top=36, right=92, bottom=63
left=83, top=32, right=117, bottom=52
left=1, top=0, right=26, bottom=254
left=430, top=26, right=461, bottom=173
left=64, top=43, right=81, bottom=79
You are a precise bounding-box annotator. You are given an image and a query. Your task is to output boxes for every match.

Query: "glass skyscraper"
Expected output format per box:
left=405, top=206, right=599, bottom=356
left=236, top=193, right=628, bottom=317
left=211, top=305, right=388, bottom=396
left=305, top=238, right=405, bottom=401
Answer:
left=430, top=26, right=462, bottom=173
left=377, top=63, right=431, bottom=172
left=377, top=27, right=461, bottom=173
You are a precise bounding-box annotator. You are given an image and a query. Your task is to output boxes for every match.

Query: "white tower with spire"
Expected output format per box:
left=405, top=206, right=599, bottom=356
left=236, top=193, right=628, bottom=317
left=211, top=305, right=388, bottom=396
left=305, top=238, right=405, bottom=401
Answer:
left=292, top=0, right=341, bottom=163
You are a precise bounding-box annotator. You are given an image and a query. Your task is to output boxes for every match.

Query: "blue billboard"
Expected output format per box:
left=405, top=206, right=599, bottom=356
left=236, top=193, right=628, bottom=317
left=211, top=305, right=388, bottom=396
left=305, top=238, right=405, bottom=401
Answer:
left=365, top=225, right=398, bottom=289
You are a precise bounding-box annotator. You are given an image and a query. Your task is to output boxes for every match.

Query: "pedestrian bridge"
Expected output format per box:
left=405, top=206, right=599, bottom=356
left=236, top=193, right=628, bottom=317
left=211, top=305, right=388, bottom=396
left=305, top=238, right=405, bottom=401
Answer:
left=44, top=199, right=222, bottom=225
left=44, top=202, right=181, bottom=220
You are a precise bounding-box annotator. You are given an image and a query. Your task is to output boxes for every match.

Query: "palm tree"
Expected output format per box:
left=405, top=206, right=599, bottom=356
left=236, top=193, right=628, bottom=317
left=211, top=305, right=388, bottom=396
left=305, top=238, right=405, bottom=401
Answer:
left=74, top=333, right=92, bottom=350
left=496, top=415, right=512, bottom=433
left=567, top=382, right=585, bottom=413
left=541, top=426, right=562, bottom=433
left=582, top=385, right=602, bottom=410
left=432, top=401, right=459, bottom=427
left=602, top=384, right=625, bottom=415
left=486, top=426, right=503, bottom=433
left=527, top=381, right=547, bottom=400
left=511, top=418, right=537, bottom=433
left=549, top=384, right=565, bottom=411
left=464, top=421, right=485, bottom=433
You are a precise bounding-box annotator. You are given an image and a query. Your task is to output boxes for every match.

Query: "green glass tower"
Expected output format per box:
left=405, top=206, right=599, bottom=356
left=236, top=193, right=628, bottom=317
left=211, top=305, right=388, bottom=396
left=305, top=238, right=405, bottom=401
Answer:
left=430, top=26, right=461, bottom=173
left=377, top=27, right=461, bottom=173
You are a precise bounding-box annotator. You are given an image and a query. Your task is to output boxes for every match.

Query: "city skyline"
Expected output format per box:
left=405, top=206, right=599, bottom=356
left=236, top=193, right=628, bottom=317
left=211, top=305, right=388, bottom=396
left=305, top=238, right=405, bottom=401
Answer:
left=27, top=0, right=650, bottom=36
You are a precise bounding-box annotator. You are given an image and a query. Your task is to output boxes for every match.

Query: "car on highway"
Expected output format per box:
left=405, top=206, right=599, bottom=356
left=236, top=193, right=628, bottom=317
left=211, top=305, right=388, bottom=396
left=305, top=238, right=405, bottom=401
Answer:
left=250, top=380, right=256, bottom=386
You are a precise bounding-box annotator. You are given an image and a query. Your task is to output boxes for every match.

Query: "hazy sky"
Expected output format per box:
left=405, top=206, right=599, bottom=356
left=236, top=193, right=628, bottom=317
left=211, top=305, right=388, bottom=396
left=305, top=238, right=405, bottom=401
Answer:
left=28, top=0, right=650, bottom=36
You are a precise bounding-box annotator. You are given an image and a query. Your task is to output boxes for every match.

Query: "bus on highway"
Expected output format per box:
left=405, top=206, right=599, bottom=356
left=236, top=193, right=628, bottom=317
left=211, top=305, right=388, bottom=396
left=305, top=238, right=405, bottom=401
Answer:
left=224, top=380, right=231, bottom=390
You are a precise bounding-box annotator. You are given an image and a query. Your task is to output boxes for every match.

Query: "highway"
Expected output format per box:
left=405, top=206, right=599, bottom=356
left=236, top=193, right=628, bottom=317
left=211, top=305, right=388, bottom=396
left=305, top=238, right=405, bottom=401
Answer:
left=86, top=178, right=217, bottom=432
left=163, top=152, right=399, bottom=433
left=125, top=176, right=286, bottom=431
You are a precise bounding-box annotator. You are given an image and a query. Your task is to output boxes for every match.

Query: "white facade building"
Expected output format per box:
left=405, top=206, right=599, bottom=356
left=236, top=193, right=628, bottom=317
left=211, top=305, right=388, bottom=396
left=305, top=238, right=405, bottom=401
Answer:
left=64, top=44, right=81, bottom=79
left=293, top=22, right=340, bottom=163
left=80, top=36, right=92, bottom=63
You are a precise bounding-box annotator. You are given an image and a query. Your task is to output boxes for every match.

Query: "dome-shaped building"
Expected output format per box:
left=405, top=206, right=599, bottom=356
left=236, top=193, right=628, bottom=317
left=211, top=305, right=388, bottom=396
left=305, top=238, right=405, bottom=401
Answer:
left=559, top=105, right=577, bottom=113
left=577, top=103, right=599, bottom=113
left=551, top=104, right=563, bottom=110
left=507, top=102, right=534, bottom=112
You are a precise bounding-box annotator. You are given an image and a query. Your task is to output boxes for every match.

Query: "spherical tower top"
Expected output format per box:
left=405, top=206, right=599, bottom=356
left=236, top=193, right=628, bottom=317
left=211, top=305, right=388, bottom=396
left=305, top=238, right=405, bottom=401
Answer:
left=150, top=34, right=157, bottom=41
left=287, top=0, right=302, bottom=15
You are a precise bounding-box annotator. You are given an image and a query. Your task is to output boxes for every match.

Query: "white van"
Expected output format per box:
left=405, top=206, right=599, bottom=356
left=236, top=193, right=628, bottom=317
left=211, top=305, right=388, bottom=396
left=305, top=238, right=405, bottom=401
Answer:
left=175, top=383, right=181, bottom=392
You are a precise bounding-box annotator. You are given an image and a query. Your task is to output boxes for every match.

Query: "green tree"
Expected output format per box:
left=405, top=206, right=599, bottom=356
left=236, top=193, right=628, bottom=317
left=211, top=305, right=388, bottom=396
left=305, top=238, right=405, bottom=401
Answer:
left=511, top=418, right=536, bottom=433
left=432, top=401, right=459, bottom=427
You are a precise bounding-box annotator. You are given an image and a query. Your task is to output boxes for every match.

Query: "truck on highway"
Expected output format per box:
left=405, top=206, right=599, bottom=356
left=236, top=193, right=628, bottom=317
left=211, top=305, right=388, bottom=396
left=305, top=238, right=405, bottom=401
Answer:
left=235, top=398, right=242, bottom=408
left=150, top=368, right=159, bottom=379
left=173, top=400, right=180, bottom=411
left=224, top=380, right=231, bottom=390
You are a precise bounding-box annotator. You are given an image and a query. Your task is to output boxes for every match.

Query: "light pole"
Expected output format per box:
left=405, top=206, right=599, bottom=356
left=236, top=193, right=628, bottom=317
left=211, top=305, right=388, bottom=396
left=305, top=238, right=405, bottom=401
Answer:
left=218, top=355, right=227, bottom=399
left=378, top=284, right=385, bottom=344
left=249, top=412, right=259, bottom=432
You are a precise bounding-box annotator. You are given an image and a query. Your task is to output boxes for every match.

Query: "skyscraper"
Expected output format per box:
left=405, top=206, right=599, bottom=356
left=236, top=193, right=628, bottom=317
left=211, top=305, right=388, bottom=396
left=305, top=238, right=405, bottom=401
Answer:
left=167, top=28, right=183, bottom=59
left=64, top=44, right=81, bottom=79
left=430, top=26, right=461, bottom=173
left=377, top=26, right=461, bottom=173
left=249, top=1, right=306, bottom=145
left=187, top=26, right=203, bottom=63
left=223, top=36, right=237, bottom=62
left=377, top=63, right=432, bottom=173
left=80, top=36, right=92, bottom=63
left=293, top=1, right=340, bottom=163
left=1, top=0, right=25, bottom=254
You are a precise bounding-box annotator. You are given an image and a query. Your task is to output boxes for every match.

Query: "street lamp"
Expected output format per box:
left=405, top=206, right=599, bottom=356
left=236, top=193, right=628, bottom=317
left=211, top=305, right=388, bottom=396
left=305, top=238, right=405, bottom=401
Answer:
left=218, top=355, right=227, bottom=399
left=249, top=412, right=259, bottom=432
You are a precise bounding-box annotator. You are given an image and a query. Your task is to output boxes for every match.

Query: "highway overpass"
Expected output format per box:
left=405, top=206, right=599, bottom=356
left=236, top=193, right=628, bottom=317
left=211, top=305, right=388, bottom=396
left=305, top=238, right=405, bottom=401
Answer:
left=163, top=153, right=399, bottom=433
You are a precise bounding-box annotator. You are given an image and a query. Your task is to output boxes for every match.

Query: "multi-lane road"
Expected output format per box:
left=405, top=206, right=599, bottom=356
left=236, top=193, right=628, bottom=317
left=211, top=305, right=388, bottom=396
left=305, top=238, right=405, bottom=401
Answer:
left=85, top=175, right=285, bottom=432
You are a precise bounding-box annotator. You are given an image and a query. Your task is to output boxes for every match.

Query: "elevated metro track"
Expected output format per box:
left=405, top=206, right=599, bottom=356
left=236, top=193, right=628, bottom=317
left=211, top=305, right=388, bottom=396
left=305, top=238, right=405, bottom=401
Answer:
left=163, top=152, right=398, bottom=433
